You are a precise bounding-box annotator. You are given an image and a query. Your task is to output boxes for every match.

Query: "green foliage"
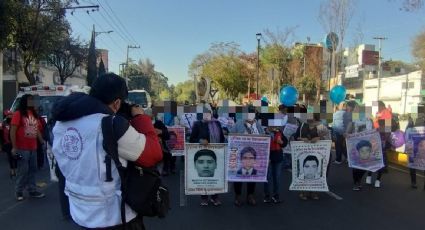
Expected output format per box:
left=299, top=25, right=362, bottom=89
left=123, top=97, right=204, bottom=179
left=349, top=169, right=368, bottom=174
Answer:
left=412, top=29, right=425, bottom=71
left=174, top=80, right=196, bottom=103
left=295, top=75, right=317, bottom=100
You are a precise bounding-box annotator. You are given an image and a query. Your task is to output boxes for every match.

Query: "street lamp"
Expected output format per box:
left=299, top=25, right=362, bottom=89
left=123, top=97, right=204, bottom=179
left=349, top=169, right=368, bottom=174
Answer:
left=95, top=30, right=113, bottom=37
left=256, top=33, right=262, bottom=99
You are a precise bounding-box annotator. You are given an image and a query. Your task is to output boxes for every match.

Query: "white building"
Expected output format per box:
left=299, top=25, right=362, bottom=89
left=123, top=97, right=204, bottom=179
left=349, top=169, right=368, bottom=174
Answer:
left=363, top=70, right=424, bottom=115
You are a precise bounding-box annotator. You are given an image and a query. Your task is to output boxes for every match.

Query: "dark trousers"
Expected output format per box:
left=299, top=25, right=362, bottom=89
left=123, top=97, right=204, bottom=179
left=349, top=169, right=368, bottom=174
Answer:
left=353, top=169, right=367, bottom=184
left=82, top=216, right=145, bottom=230
left=234, top=182, right=256, bottom=196
left=55, top=165, right=70, bottom=219
left=201, top=194, right=218, bottom=200
left=335, top=133, right=347, bottom=162
left=162, top=151, right=176, bottom=173
left=410, top=168, right=425, bottom=187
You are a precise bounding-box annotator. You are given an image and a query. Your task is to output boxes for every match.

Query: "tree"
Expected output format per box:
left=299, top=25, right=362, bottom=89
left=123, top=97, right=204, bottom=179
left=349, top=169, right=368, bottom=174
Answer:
left=46, top=36, right=87, bottom=85
left=318, top=0, right=355, bottom=87
left=87, top=29, right=97, bottom=86
left=412, top=29, right=425, bottom=70
left=11, top=0, right=74, bottom=85
left=397, top=0, right=423, bottom=11
left=174, top=80, right=196, bottom=104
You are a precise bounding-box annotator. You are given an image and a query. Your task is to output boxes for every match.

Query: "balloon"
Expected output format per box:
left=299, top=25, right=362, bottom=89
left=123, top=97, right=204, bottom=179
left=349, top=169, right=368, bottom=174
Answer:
left=390, top=130, right=405, bottom=148
left=330, top=85, right=347, bottom=104
left=279, top=86, right=299, bottom=107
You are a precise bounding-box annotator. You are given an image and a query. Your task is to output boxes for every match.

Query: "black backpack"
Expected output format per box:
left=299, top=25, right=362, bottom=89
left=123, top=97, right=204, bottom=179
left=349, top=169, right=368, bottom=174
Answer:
left=101, top=115, right=170, bottom=223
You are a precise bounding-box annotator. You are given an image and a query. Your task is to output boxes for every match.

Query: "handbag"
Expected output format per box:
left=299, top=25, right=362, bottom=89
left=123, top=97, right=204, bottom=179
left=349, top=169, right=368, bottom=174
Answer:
left=101, top=115, right=170, bottom=223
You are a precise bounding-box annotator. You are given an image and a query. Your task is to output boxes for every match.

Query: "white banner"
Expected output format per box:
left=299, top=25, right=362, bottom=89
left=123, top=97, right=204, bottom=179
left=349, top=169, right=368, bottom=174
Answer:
left=289, top=140, right=331, bottom=192
left=185, top=143, right=227, bottom=195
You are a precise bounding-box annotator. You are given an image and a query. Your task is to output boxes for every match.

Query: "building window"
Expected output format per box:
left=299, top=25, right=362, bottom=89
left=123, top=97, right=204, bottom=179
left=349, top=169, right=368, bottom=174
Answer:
left=402, top=82, right=415, bottom=89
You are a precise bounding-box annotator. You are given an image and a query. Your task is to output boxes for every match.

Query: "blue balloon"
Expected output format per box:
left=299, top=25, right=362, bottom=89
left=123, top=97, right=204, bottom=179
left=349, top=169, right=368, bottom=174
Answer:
left=330, top=85, right=347, bottom=104
left=279, top=86, right=299, bottom=106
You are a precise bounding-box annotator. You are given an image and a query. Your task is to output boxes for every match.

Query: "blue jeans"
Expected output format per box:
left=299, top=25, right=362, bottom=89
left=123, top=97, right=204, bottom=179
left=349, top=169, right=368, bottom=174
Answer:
left=264, top=161, right=283, bottom=196
left=15, top=150, right=38, bottom=193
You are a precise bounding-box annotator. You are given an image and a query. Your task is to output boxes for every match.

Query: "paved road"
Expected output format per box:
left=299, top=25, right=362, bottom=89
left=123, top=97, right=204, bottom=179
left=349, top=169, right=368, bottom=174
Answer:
left=0, top=152, right=424, bottom=230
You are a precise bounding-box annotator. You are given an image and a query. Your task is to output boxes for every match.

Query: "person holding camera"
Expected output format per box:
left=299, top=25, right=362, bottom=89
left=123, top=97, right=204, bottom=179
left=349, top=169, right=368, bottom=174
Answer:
left=10, top=94, right=46, bottom=201
left=51, top=73, right=162, bottom=229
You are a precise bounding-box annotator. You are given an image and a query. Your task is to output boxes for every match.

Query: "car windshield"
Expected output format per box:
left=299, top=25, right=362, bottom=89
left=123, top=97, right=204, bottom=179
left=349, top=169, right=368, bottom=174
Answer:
left=11, top=95, right=63, bottom=118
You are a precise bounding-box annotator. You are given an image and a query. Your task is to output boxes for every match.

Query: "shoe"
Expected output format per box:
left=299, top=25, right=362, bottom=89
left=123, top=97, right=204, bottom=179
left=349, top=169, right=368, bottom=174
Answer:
left=29, top=191, right=45, bottom=198
left=200, top=198, right=209, bottom=206
left=311, top=193, right=320, bottom=200
left=263, top=195, right=271, bottom=203
left=374, top=180, right=381, bottom=188
left=234, top=195, right=243, bottom=206
left=247, top=195, right=256, bottom=206
left=210, top=198, right=222, bottom=206
left=333, top=161, right=342, bottom=165
left=299, top=193, right=308, bottom=200
left=353, top=185, right=361, bottom=191
left=365, top=176, right=372, bottom=185
left=271, top=195, right=281, bottom=204
left=411, top=183, right=418, bottom=189
left=16, top=192, right=24, bottom=201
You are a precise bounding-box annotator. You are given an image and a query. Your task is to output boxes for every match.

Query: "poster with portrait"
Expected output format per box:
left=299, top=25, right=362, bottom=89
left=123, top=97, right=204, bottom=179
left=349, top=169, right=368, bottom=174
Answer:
left=346, top=130, right=384, bottom=172
left=282, top=123, right=298, bottom=153
left=289, top=140, right=331, bottom=192
left=185, top=143, right=227, bottom=195
left=227, top=134, right=271, bottom=182
left=406, top=127, right=425, bottom=170
left=166, top=126, right=185, bottom=156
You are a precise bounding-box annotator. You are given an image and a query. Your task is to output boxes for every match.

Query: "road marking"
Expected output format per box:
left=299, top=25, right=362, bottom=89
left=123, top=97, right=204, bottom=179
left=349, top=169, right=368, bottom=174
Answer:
left=388, top=165, right=425, bottom=178
left=326, top=191, right=343, bottom=200
left=179, top=169, right=186, bottom=207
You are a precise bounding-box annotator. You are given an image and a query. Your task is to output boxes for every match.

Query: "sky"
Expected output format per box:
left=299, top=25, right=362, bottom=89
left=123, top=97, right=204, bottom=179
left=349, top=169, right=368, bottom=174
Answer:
left=66, top=0, right=425, bottom=85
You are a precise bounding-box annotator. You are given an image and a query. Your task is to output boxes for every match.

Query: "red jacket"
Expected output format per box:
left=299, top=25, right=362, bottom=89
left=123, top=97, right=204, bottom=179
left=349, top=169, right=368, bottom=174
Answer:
left=130, top=115, right=163, bottom=167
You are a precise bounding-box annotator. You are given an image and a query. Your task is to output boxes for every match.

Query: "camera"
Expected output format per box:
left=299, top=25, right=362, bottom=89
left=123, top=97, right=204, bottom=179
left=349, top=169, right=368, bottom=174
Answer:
left=117, top=101, right=139, bottom=120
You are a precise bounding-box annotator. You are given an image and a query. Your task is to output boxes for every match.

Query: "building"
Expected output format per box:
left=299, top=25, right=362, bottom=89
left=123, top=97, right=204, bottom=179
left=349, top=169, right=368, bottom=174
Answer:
left=363, top=70, right=425, bottom=115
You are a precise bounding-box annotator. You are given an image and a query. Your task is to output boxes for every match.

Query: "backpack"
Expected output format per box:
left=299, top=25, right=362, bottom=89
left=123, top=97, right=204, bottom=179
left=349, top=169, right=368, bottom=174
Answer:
left=101, top=115, right=170, bottom=223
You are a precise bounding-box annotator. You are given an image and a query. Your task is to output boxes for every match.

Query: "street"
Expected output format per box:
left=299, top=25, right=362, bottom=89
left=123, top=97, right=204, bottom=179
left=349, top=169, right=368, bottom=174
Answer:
left=0, top=152, right=424, bottom=230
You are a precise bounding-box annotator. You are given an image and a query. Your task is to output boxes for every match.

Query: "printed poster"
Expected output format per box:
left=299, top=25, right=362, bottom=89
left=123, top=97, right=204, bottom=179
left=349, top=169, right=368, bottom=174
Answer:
left=346, top=130, right=384, bottom=172
left=289, top=140, right=331, bottom=192
left=166, top=126, right=185, bottom=156
left=406, top=126, right=425, bottom=170
left=185, top=143, right=227, bottom=195
left=227, top=134, right=271, bottom=182
left=282, top=123, right=298, bottom=153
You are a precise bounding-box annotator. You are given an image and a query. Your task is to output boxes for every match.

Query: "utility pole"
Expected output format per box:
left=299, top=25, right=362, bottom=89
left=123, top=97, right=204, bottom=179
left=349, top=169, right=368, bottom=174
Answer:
left=404, top=73, right=409, bottom=114
left=373, top=36, right=387, bottom=100
left=256, top=33, right=262, bottom=99
left=125, top=45, right=140, bottom=86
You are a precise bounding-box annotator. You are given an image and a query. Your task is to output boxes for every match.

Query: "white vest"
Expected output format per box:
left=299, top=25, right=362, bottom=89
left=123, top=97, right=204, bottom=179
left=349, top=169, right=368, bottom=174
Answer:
left=52, top=113, right=137, bottom=228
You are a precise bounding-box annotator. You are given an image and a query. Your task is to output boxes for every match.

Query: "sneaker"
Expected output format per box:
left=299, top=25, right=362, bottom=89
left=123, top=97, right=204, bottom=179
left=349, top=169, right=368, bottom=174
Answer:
left=311, top=193, right=320, bottom=200
left=374, top=180, right=381, bottom=188
left=352, top=185, right=361, bottom=191
left=234, top=195, right=243, bottom=206
left=333, top=161, right=342, bottom=165
left=29, top=191, right=45, bottom=198
left=210, top=198, right=222, bottom=206
left=200, top=198, right=209, bottom=206
left=263, top=195, right=271, bottom=203
left=299, top=193, right=308, bottom=200
left=271, top=195, right=281, bottom=204
left=16, top=192, right=24, bottom=201
left=247, top=195, right=256, bottom=206
left=411, top=183, right=418, bottom=189
left=365, top=176, right=372, bottom=185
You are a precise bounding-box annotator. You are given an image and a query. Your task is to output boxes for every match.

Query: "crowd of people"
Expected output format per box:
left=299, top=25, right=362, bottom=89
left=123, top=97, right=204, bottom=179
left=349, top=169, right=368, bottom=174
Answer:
left=1, top=74, right=424, bottom=229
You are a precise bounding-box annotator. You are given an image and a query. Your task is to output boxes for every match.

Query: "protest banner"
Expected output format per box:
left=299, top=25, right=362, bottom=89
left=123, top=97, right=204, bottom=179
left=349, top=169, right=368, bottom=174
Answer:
left=346, top=130, right=384, bottom=172
left=185, top=143, right=227, bottom=195
left=282, top=123, right=298, bottom=153
left=227, top=134, right=270, bottom=182
left=289, top=140, right=331, bottom=192
left=166, top=126, right=185, bottom=156
left=405, top=126, right=425, bottom=170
